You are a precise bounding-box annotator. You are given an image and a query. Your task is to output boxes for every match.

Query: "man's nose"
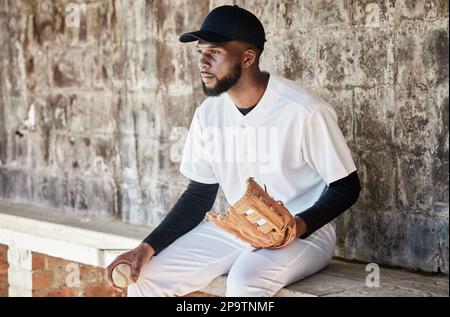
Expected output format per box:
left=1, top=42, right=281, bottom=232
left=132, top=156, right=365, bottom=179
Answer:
left=198, top=54, right=211, bottom=71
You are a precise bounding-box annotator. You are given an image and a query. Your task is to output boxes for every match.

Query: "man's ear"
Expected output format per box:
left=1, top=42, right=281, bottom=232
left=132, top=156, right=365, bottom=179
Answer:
left=242, top=48, right=257, bottom=68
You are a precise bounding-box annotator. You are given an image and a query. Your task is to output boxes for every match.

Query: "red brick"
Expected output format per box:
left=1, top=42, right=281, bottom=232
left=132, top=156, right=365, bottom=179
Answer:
left=0, top=244, right=7, bottom=262
left=0, top=280, right=8, bottom=297
left=0, top=263, right=9, bottom=273
left=32, top=271, right=54, bottom=290
left=45, top=255, right=73, bottom=270
left=83, top=283, right=126, bottom=297
left=79, top=266, right=106, bottom=284
left=0, top=279, right=7, bottom=287
left=0, top=245, right=8, bottom=297
left=32, top=253, right=47, bottom=271
left=33, top=287, right=79, bottom=297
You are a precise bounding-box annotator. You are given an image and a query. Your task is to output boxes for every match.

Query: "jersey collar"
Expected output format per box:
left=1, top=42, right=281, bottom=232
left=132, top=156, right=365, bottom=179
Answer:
left=224, top=73, right=274, bottom=125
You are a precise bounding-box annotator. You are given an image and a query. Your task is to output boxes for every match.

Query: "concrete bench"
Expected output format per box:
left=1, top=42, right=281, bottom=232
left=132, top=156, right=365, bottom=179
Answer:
left=0, top=200, right=448, bottom=297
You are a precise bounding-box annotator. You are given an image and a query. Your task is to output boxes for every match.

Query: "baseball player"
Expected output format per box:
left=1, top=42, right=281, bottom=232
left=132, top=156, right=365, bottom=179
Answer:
left=107, top=5, right=361, bottom=297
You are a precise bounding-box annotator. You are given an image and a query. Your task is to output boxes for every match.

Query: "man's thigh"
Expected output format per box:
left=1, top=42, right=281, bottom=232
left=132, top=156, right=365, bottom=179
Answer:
left=226, top=222, right=337, bottom=297
left=128, top=221, right=253, bottom=296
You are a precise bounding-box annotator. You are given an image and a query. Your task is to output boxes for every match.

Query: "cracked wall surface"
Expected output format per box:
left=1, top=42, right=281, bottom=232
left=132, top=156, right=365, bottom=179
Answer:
left=0, top=0, right=448, bottom=274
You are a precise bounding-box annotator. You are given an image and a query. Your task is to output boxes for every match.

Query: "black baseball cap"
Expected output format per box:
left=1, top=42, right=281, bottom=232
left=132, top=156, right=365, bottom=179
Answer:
left=179, top=5, right=266, bottom=50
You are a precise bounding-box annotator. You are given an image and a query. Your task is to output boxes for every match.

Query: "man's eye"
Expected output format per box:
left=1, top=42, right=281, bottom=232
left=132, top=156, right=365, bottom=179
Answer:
left=196, top=49, right=219, bottom=55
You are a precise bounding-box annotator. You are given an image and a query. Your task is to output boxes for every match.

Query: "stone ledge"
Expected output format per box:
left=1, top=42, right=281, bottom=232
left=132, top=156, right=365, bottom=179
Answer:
left=0, top=213, right=142, bottom=268
left=0, top=200, right=448, bottom=297
left=201, top=260, right=449, bottom=297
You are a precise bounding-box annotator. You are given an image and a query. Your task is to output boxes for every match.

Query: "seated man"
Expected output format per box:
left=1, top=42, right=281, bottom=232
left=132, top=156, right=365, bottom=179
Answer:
left=107, top=5, right=361, bottom=297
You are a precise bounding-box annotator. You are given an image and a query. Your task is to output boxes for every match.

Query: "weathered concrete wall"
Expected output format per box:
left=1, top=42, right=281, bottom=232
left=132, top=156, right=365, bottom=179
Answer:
left=0, top=0, right=448, bottom=274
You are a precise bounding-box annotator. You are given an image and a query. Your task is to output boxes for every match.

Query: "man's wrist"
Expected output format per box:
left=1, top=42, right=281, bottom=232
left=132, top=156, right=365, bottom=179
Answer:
left=140, top=242, right=156, bottom=256
left=294, top=215, right=308, bottom=238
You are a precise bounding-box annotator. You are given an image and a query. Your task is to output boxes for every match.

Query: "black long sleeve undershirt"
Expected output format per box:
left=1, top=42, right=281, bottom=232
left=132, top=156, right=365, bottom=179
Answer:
left=296, top=170, right=361, bottom=239
left=143, top=171, right=361, bottom=255
left=142, top=181, right=219, bottom=255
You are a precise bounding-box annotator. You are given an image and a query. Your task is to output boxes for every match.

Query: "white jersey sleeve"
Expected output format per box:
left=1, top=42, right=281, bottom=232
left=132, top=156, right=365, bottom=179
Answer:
left=301, top=105, right=357, bottom=185
left=179, top=107, right=218, bottom=184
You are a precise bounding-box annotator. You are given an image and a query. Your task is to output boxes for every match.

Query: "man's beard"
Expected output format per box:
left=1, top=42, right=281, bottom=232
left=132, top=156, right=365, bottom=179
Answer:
left=201, top=63, right=242, bottom=97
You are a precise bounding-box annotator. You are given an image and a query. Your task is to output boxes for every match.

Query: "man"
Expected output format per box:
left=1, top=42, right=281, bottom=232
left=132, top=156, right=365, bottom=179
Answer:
left=107, top=5, right=361, bottom=297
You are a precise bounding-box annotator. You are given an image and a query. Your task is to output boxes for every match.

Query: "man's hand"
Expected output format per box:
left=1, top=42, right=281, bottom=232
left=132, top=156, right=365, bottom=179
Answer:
left=294, top=216, right=308, bottom=238
left=106, top=242, right=155, bottom=292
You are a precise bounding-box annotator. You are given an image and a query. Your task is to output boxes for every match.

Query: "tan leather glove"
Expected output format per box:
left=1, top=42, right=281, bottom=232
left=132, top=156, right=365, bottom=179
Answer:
left=205, top=177, right=297, bottom=250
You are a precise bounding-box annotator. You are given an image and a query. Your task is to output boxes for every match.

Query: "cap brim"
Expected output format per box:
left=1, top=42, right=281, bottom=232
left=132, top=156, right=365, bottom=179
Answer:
left=179, top=30, right=232, bottom=43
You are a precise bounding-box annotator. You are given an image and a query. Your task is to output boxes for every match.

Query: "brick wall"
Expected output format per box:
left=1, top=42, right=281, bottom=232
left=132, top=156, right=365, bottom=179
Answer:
left=4, top=244, right=125, bottom=297
left=30, top=252, right=126, bottom=297
left=0, top=244, right=8, bottom=297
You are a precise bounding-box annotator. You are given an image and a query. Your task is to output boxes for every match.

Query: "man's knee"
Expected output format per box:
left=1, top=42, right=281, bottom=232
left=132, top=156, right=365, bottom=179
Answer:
left=226, top=271, right=275, bottom=297
left=127, top=274, right=171, bottom=297
left=126, top=259, right=176, bottom=297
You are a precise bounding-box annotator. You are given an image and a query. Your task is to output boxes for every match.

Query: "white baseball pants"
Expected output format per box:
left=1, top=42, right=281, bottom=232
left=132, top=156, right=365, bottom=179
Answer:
left=127, top=220, right=336, bottom=297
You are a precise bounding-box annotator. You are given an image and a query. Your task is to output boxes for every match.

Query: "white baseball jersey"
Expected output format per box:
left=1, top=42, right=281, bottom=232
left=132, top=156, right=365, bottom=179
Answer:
left=179, top=74, right=357, bottom=214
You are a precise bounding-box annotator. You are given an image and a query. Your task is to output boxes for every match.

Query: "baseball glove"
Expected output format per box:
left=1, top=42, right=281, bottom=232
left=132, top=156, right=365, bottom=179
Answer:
left=205, top=177, right=297, bottom=250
